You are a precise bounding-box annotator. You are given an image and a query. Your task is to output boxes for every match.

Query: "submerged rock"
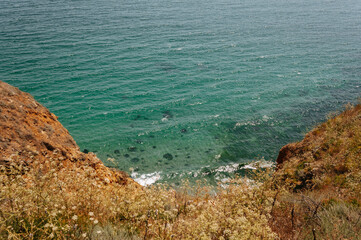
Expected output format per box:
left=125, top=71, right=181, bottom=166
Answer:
left=163, top=153, right=173, bottom=160
left=128, top=146, right=137, bottom=152
left=180, top=128, right=187, bottom=133
left=162, top=110, right=173, bottom=119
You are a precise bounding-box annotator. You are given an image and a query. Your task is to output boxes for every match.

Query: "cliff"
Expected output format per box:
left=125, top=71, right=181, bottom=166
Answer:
left=275, top=103, right=361, bottom=193
left=0, top=80, right=134, bottom=185
left=1, top=80, right=359, bottom=239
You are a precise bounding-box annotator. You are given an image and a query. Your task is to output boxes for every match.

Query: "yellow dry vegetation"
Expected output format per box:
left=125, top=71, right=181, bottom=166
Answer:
left=0, top=161, right=278, bottom=240
left=1, top=104, right=361, bottom=240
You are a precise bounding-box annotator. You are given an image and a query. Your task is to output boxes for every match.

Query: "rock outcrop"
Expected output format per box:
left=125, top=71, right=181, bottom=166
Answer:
left=0, top=80, right=134, bottom=185
left=275, top=103, right=361, bottom=191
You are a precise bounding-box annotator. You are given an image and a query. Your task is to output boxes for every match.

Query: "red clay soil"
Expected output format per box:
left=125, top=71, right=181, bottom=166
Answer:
left=0, top=80, right=134, bottom=185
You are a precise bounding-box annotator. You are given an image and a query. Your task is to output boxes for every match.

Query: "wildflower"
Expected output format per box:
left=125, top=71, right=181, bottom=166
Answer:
left=94, top=219, right=98, bottom=224
left=96, top=230, right=102, bottom=234
left=72, top=215, right=78, bottom=221
left=88, top=212, right=94, bottom=216
left=82, top=233, right=87, bottom=237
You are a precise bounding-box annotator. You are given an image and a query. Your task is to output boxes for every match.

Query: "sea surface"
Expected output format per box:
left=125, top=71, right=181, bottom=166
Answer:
left=1, top=0, right=360, bottom=185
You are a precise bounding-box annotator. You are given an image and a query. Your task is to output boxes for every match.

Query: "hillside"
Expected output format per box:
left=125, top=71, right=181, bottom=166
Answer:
left=0, top=80, right=134, bottom=186
left=276, top=103, right=361, bottom=194
left=0, top=81, right=360, bottom=239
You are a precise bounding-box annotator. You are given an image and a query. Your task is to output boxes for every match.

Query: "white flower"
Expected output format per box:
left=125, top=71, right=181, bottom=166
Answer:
left=82, top=233, right=87, bottom=237
left=96, top=230, right=102, bottom=234
left=88, top=212, right=94, bottom=216
left=72, top=215, right=78, bottom=221
left=93, top=219, right=98, bottom=224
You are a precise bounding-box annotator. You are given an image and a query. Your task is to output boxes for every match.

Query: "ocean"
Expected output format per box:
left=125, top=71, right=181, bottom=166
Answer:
left=1, top=0, right=360, bottom=185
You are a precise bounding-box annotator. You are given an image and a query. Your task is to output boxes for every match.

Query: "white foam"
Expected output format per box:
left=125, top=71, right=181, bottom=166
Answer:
left=215, top=163, right=240, bottom=173
left=189, top=102, right=203, bottom=106
left=240, top=159, right=275, bottom=170
left=131, top=172, right=161, bottom=186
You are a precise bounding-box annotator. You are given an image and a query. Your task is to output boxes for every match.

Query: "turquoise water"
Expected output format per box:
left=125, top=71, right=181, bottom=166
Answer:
left=1, top=0, right=360, bottom=184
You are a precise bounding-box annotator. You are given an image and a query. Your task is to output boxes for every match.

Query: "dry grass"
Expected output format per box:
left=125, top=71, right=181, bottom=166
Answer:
left=277, top=104, right=361, bottom=194
left=271, top=103, right=361, bottom=239
left=0, top=161, right=278, bottom=239
left=1, top=104, right=360, bottom=240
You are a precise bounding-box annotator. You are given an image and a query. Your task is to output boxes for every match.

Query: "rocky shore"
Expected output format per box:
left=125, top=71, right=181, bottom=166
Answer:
left=0, top=80, right=360, bottom=239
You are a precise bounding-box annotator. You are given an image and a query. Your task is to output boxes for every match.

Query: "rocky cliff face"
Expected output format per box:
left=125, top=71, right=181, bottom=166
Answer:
left=275, top=103, right=361, bottom=191
left=0, top=80, right=133, bottom=185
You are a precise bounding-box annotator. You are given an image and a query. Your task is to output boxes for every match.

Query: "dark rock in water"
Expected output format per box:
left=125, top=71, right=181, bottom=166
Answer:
left=131, top=157, right=140, bottom=163
left=124, top=154, right=130, bottom=158
left=149, top=135, right=155, bottom=138
left=140, top=149, right=145, bottom=152
left=159, top=62, right=176, bottom=72
left=177, top=148, right=181, bottom=150
left=162, top=110, right=173, bottom=119
left=201, top=167, right=212, bottom=175
left=152, top=146, right=157, bottom=149
left=106, top=154, right=111, bottom=157
left=184, top=163, right=189, bottom=166
left=114, top=150, right=120, bottom=154
left=133, top=115, right=149, bottom=121
left=180, top=128, right=187, bottom=133
left=186, top=156, right=191, bottom=159
left=163, top=153, right=173, bottom=160
left=128, top=146, right=137, bottom=152
left=175, top=155, right=178, bottom=157
left=83, top=149, right=89, bottom=154
left=135, top=139, right=143, bottom=144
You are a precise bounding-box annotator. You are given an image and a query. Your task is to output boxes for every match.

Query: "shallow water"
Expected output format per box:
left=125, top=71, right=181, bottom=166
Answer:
left=1, top=0, right=360, bottom=185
